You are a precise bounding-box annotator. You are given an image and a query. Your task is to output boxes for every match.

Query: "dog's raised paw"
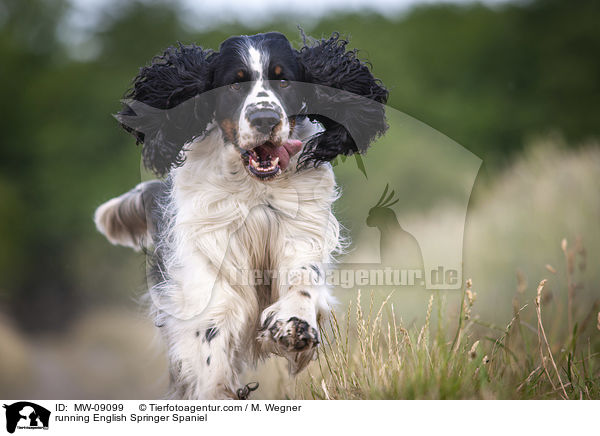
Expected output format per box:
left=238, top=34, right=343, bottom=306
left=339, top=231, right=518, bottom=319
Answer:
left=260, top=315, right=319, bottom=353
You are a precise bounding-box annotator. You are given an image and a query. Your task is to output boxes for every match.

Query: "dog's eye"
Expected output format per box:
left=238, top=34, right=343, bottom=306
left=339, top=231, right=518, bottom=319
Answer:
left=230, top=82, right=241, bottom=90
left=279, top=80, right=289, bottom=88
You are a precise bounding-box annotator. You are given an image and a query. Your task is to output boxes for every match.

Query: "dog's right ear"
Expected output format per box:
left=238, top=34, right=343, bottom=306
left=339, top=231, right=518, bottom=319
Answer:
left=117, top=44, right=216, bottom=176
left=296, top=32, right=388, bottom=168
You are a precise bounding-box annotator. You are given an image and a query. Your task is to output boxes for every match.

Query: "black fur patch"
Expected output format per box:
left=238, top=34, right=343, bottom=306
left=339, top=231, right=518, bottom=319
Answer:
left=309, top=264, right=322, bottom=278
left=205, top=327, right=219, bottom=343
left=261, top=312, right=275, bottom=330
left=296, top=32, right=388, bottom=167
left=117, top=44, right=216, bottom=176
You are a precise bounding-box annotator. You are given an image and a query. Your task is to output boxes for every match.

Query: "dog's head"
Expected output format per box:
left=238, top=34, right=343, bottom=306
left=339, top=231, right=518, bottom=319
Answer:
left=118, top=31, right=388, bottom=180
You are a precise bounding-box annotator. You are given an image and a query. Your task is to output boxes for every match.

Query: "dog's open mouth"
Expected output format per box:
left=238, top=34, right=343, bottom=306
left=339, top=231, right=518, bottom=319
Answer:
left=243, top=139, right=303, bottom=180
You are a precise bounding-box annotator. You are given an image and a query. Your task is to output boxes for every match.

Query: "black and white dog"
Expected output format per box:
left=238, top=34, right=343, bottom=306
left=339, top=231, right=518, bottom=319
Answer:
left=94, top=31, right=387, bottom=399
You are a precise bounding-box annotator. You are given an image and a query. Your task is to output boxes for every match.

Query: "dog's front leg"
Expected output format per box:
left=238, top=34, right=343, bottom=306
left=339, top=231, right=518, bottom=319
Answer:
left=166, top=315, right=243, bottom=399
left=164, top=277, right=255, bottom=400
left=258, top=262, right=333, bottom=374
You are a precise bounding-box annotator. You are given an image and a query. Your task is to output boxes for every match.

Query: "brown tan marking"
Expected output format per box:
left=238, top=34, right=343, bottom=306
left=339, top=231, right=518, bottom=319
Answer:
left=220, top=118, right=238, bottom=143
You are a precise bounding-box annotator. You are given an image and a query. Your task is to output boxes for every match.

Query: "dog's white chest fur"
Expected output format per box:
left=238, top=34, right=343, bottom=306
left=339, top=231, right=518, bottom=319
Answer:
left=161, top=129, right=338, bottom=309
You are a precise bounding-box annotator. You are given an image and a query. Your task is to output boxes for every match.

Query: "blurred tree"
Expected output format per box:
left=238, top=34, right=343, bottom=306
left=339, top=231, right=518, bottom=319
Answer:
left=310, top=0, right=600, bottom=165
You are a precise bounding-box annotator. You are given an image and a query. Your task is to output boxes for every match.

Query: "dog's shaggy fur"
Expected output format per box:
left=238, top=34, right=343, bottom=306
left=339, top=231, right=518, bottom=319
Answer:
left=94, top=31, right=387, bottom=399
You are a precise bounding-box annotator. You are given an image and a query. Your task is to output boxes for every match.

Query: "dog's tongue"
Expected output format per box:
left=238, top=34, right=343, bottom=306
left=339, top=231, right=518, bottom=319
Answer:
left=259, top=139, right=303, bottom=171
left=282, top=139, right=303, bottom=157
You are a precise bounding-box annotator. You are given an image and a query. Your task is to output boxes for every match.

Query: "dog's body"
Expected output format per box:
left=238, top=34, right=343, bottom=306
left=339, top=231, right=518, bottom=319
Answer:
left=95, top=32, right=387, bottom=399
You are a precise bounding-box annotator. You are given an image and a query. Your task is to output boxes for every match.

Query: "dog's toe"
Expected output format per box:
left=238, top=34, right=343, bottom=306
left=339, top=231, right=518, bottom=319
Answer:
left=259, top=315, right=319, bottom=374
left=260, top=315, right=319, bottom=353
left=280, top=317, right=319, bottom=351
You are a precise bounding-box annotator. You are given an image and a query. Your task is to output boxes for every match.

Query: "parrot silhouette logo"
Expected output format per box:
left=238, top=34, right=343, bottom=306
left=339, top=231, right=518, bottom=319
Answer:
left=367, top=184, right=424, bottom=272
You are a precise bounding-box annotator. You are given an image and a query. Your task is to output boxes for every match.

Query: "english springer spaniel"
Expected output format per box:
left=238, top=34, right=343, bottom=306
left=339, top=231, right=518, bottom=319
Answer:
left=94, top=31, right=388, bottom=399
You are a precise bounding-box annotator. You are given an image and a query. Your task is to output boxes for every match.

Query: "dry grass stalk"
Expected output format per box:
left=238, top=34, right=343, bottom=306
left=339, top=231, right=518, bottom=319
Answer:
left=562, top=237, right=580, bottom=334
left=469, top=340, right=480, bottom=360
left=535, top=279, right=568, bottom=399
left=417, top=294, right=434, bottom=347
left=452, top=278, right=474, bottom=352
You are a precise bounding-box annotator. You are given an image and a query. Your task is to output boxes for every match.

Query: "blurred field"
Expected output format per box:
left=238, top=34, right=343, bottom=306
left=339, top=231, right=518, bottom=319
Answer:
left=465, top=137, right=600, bottom=323
left=0, top=309, right=168, bottom=399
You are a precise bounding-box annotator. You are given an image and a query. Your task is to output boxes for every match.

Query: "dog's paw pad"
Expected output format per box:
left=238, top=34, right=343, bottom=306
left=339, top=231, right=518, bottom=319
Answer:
left=261, top=316, right=319, bottom=352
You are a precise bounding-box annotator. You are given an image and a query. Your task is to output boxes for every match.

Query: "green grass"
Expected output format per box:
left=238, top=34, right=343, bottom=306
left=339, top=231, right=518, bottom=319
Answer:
left=299, top=239, right=600, bottom=399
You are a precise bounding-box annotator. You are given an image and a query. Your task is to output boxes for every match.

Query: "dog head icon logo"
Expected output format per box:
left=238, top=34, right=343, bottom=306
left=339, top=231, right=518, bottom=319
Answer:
left=3, top=402, right=50, bottom=434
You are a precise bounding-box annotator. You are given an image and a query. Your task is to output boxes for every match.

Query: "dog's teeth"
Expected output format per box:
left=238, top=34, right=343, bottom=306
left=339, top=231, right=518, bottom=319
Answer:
left=250, top=159, right=259, bottom=168
left=272, top=157, right=279, bottom=166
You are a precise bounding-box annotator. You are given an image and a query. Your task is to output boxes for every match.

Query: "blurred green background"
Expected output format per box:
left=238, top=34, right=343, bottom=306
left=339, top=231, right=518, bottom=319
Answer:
left=0, top=0, right=599, bottom=398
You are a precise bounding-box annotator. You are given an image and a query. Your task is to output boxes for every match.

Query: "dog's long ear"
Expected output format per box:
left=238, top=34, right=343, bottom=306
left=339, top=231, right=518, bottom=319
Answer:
left=296, top=33, right=388, bottom=166
left=117, top=44, right=216, bottom=176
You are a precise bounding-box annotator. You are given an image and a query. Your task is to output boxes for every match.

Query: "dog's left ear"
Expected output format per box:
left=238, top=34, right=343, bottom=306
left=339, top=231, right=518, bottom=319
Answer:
left=117, top=44, right=216, bottom=176
left=296, top=32, right=389, bottom=166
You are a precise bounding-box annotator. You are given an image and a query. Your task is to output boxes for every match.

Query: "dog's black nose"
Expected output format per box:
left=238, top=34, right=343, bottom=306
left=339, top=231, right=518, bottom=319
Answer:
left=248, top=110, right=280, bottom=133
